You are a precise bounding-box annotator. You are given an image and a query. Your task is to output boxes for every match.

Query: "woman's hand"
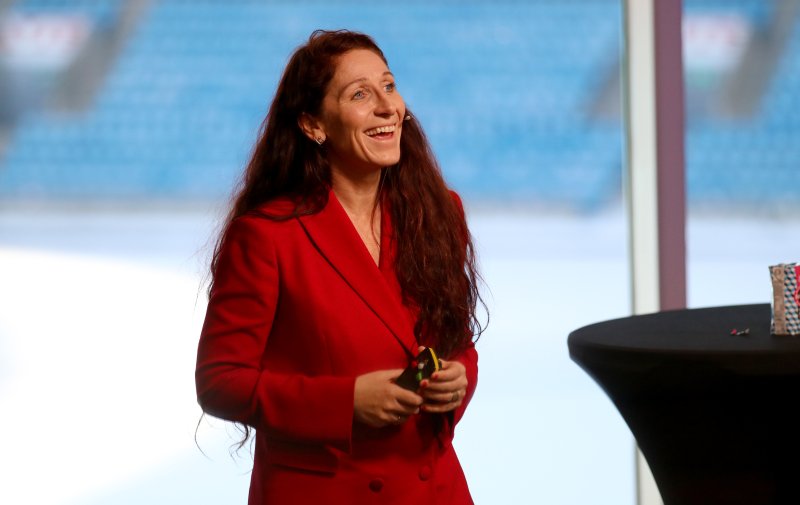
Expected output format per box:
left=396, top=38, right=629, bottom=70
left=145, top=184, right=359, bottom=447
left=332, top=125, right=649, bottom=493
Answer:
left=354, top=369, right=424, bottom=428
left=419, top=351, right=468, bottom=414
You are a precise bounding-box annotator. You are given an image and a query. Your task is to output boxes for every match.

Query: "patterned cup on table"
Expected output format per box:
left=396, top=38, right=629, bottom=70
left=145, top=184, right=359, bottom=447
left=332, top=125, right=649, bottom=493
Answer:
left=770, top=263, right=800, bottom=336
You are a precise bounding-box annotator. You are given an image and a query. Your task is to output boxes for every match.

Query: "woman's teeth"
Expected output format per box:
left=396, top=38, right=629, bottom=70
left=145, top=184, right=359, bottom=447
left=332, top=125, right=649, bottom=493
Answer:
left=365, top=125, right=396, bottom=136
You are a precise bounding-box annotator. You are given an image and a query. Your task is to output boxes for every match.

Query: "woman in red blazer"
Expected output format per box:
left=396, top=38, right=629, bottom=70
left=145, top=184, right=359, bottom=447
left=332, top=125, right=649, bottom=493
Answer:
left=196, top=30, right=484, bottom=505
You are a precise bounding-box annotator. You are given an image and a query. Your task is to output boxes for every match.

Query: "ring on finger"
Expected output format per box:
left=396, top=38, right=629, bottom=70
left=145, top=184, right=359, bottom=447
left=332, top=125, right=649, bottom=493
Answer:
left=451, top=391, right=460, bottom=403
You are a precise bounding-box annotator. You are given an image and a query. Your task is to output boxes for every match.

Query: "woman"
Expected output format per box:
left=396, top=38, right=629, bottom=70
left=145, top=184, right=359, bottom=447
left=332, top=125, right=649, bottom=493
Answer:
left=196, top=29, right=484, bottom=504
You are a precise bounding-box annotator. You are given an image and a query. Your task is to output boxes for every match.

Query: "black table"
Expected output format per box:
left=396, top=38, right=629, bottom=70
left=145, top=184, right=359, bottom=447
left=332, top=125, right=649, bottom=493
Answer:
left=568, top=304, right=800, bottom=505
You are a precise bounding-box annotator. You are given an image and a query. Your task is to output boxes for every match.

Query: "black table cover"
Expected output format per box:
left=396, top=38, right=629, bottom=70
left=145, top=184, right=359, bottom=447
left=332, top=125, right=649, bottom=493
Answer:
left=568, top=304, right=800, bottom=505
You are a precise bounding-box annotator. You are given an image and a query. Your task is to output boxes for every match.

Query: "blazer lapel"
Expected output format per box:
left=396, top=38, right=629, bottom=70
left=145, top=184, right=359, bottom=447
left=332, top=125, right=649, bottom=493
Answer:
left=297, top=190, right=417, bottom=358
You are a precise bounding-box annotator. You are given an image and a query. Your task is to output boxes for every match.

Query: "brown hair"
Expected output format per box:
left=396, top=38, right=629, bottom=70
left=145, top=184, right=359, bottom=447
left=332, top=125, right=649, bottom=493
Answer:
left=211, top=29, right=485, bottom=358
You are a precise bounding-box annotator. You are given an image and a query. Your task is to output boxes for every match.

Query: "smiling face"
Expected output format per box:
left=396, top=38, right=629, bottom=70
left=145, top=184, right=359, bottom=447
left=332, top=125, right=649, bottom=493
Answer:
left=301, top=49, right=406, bottom=178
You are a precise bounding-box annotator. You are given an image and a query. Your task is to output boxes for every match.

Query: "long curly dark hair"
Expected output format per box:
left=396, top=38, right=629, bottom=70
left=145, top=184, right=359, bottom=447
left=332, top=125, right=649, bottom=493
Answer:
left=211, top=28, right=485, bottom=359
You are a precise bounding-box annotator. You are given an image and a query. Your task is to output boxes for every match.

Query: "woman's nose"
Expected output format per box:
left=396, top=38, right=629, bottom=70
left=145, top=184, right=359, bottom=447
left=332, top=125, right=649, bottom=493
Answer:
left=374, top=93, right=398, bottom=116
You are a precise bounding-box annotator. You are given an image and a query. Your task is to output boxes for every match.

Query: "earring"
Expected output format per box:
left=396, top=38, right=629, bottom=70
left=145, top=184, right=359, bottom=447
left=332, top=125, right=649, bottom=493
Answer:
left=404, top=114, right=412, bottom=121
left=315, top=136, right=325, bottom=146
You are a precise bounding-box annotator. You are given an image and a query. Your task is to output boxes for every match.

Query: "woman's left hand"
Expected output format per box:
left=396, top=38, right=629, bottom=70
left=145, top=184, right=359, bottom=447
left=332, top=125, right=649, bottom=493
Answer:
left=419, top=350, right=468, bottom=414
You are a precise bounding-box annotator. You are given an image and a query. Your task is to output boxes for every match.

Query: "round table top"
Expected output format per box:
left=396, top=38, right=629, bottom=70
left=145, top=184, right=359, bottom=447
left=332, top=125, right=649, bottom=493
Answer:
left=568, top=304, right=800, bottom=375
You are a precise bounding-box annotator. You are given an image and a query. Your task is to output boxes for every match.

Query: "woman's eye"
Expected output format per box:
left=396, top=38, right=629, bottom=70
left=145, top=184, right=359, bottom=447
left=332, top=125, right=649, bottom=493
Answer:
left=352, top=89, right=366, bottom=100
left=384, top=82, right=396, bottom=92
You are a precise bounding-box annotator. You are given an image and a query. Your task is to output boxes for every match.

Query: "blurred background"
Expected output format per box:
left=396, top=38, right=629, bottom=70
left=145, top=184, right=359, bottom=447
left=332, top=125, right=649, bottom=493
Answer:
left=1, top=1, right=799, bottom=504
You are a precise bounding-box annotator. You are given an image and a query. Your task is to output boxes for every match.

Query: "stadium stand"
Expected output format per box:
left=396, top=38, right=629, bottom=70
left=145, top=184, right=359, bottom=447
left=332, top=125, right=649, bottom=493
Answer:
left=684, top=0, right=800, bottom=208
left=0, top=0, right=621, bottom=208
left=0, top=0, right=797, bottom=211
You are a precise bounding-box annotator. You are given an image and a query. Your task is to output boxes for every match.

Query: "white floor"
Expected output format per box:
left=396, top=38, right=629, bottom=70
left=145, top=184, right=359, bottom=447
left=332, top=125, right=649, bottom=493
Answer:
left=1, top=204, right=798, bottom=505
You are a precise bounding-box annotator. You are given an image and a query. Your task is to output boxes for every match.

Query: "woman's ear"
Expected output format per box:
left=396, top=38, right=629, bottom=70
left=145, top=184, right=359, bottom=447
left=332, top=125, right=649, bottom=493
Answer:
left=298, top=113, right=326, bottom=144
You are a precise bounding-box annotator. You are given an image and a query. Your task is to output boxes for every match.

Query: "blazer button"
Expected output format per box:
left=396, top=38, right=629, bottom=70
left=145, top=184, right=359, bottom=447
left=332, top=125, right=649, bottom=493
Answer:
left=419, top=465, right=432, bottom=481
left=369, top=478, right=384, bottom=493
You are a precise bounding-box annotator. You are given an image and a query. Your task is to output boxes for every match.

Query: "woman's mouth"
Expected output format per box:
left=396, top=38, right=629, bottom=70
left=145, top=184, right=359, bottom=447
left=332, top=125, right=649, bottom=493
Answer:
left=364, top=124, right=396, bottom=139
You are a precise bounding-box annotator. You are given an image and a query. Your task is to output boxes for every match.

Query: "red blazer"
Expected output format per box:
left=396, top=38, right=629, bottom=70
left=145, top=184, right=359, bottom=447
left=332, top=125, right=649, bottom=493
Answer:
left=196, top=189, right=478, bottom=505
